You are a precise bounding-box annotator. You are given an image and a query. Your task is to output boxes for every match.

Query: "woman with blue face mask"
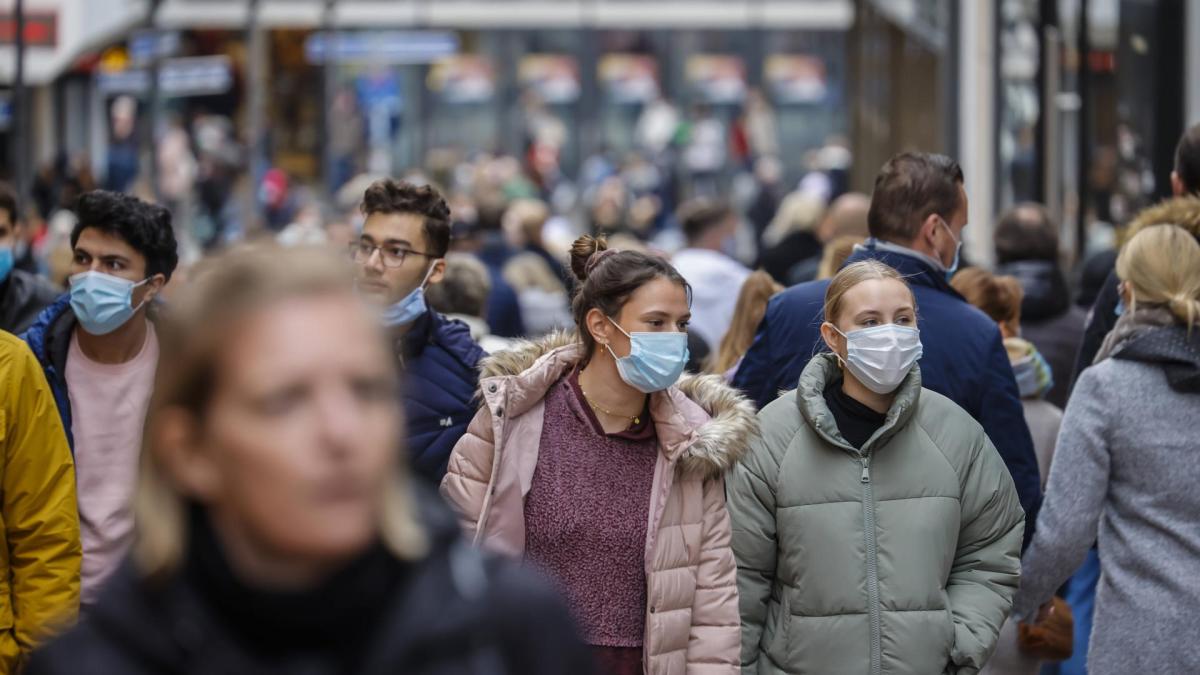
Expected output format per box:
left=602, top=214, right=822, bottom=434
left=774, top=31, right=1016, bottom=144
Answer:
left=441, top=235, right=758, bottom=675
left=727, top=260, right=1025, bottom=675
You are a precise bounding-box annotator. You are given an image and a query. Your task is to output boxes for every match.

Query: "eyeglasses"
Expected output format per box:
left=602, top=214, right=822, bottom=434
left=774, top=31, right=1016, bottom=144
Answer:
left=349, top=242, right=433, bottom=269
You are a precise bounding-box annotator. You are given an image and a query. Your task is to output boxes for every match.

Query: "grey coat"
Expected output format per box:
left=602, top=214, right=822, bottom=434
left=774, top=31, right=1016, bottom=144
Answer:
left=1013, top=325, right=1200, bottom=675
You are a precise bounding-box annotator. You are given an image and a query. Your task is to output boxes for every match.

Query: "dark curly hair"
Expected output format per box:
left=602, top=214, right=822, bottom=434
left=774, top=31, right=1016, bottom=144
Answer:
left=71, top=190, right=179, bottom=281
left=360, top=179, right=452, bottom=257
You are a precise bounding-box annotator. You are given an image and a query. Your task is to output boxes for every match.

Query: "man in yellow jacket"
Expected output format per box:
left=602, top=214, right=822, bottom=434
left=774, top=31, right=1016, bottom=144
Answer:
left=0, top=330, right=80, bottom=672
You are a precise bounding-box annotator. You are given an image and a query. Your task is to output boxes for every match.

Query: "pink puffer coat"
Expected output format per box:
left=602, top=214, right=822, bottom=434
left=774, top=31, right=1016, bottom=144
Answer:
left=441, top=333, right=757, bottom=675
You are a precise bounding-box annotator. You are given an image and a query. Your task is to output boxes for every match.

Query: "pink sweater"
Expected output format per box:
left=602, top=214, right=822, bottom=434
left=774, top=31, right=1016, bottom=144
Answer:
left=523, top=371, right=656, bottom=648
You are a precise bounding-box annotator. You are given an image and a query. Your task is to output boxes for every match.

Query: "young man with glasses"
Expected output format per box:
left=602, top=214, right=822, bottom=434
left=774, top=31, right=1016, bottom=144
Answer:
left=351, top=179, right=484, bottom=483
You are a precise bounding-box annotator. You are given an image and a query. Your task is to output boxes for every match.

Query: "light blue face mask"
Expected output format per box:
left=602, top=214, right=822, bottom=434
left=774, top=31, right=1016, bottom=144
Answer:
left=938, top=217, right=963, bottom=281
left=69, top=271, right=151, bottom=336
left=0, top=245, right=12, bottom=284
left=605, top=317, right=690, bottom=393
left=381, top=262, right=437, bottom=328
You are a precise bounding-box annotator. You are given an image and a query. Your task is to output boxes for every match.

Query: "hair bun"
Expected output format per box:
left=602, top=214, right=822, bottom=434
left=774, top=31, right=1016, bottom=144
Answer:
left=569, top=234, right=610, bottom=282
left=1168, top=293, right=1200, bottom=329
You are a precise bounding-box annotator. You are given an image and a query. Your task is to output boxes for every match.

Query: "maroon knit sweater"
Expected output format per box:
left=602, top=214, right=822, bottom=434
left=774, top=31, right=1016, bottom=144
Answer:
left=524, top=370, right=657, bottom=656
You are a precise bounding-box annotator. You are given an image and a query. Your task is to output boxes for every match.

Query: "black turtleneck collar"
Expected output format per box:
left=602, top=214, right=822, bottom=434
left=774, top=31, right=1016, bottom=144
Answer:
left=823, top=380, right=887, bottom=450
left=185, top=507, right=405, bottom=668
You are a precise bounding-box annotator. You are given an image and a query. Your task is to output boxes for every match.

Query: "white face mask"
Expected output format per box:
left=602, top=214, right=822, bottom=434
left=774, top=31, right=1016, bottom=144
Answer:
left=830, top=323, right=924, bottom=394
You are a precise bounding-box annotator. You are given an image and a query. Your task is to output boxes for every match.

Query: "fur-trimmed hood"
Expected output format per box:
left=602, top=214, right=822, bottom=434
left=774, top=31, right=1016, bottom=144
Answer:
left=477, top=331, right=758, bottom=478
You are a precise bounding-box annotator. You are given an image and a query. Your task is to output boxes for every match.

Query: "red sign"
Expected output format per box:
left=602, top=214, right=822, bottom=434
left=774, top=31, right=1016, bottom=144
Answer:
left=0, top=12, right=58, bottom=47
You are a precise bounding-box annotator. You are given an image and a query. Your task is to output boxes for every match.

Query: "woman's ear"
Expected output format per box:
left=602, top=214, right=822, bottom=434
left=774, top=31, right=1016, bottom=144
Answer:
left=819, top=321, right=843, bottom=356
left=153, top=407, right=221, bottom=503
left=585, top=307, right=612, bottom=347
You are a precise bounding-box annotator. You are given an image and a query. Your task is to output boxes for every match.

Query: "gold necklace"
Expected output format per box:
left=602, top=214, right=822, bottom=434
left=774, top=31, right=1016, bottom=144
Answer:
left=580, top=388, right=641, bottom=426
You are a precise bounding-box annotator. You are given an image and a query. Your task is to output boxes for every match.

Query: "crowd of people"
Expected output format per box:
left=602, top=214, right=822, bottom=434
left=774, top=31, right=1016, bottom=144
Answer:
left=0, top=117, right=1197, bottom=674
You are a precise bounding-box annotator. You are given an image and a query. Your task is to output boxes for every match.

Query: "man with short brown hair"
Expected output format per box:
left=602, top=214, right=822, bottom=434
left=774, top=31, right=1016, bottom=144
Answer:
left=349, top=179, right=484, bottom=483
left=734, top=152, right=1043, bottom=544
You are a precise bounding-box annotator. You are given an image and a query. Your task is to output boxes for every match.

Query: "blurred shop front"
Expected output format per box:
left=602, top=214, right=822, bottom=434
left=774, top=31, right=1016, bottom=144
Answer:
left=144, top=0, right=856, bottom=199
left=849, top=0, right=1191, bottom=265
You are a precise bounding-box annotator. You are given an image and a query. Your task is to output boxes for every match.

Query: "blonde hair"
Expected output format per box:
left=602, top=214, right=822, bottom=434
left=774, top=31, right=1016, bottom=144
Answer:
left=824, top=260, right=913, bottom=325
left=710, top=270, right=783, bottom=374
left=135, top=244, right=427, bottom=581
left=503, top=251, right=567, bottom=295
left=950, top=267, right=1024, bottom=336
left=1116, top=224, right=1200, bottom=330
left=817, top=235, right=867, bottom=280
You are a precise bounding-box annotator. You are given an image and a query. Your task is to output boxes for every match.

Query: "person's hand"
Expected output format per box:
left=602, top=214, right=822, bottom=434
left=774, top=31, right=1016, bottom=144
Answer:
left=1035, top=600, right=1055, bottom=624
left=1018, top=596, right=1074, bottom=661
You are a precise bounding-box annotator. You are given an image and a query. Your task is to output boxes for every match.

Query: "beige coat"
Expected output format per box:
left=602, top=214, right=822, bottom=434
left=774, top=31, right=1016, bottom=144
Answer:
left=441, top=333, right=757, bottom=675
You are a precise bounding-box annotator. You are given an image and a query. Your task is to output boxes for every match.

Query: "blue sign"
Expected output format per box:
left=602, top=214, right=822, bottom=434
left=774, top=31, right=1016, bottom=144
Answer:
left=129, top=30, right=180, bottom=65
left=305, top=31, right=459, bottom=65
left=98, top=56, right=233, bottom=97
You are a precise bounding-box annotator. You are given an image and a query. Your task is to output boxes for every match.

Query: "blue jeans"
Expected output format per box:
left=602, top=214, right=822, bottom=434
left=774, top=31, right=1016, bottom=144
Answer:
left=1041, top=547, right=1100, bottom=675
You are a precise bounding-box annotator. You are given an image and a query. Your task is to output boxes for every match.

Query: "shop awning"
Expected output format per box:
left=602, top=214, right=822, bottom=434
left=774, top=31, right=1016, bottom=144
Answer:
left=154, top=0, right=855, bottom=30
left=0, top=0, right=148, bottom=85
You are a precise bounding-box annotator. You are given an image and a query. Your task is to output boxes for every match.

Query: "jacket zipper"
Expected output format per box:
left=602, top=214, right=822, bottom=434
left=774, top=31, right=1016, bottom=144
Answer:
left=861, top=454, right=882, bottom=675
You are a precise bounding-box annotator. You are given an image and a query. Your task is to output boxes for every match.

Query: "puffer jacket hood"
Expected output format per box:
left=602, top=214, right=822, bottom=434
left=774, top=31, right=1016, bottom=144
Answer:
left=997, top=260, right=1071, bottom=321
left=478, top=330, right=757, bottom=478
left=1123, top=195, right=1200, bottom=244
left=1114, top=325, right=1200, bottom=393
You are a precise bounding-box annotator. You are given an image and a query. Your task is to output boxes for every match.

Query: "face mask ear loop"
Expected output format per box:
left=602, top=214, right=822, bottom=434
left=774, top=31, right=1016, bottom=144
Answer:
left=604, top=315, right=635, bottom=361
left=417, top=260, right=438, bottom=292
left=827, top=322, right=849, bottom=369
left=129, top=277, right=153, bottom=315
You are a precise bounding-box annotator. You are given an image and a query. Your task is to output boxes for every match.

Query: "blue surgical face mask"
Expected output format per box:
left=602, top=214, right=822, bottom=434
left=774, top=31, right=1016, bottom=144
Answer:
left=938, top=217, right=963, bottom=281
left=1114, top=297, right=1125, bottom=317
left=69, top=271, right=152, bottom=336
left=381, top=262, right=437, bottom=328
left=605, top=317, right=690, bottom=393
left=0, top=245, right=12, bottom=284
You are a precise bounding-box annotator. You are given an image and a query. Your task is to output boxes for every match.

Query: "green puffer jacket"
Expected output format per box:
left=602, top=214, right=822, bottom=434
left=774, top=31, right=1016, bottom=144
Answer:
left=728, top=354, right=1024, bottom=675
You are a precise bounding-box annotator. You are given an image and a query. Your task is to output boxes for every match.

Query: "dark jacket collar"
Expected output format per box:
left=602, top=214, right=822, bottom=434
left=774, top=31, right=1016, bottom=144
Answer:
left=396, top=309, right=435, bottom=361
left=997, top=260, right=1071, bottom=321
left=848, top=240, right=962, bottom=297
left=25, top=293, right=75, bottom=381
left=397, top=309, right=486, bottom=374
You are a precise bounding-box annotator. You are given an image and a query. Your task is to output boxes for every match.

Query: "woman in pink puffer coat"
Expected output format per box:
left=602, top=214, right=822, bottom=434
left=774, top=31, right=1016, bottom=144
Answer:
left=442, top=235, right=756, bottom=675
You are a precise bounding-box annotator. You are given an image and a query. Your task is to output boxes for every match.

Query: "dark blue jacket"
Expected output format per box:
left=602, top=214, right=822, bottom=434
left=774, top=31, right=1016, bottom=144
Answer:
left=21, top=294, right=77, bottom=451
left=398, top=309, right=485, bottom=484
left=733, top=244, right=1043, bottom=541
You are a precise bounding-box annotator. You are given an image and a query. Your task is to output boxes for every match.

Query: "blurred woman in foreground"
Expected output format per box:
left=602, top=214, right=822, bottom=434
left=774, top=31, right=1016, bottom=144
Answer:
left=28, top=245, right=591, bottom=674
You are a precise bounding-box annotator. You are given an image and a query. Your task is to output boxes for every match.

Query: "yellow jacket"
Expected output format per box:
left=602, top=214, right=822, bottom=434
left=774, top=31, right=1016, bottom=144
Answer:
left=0, top=331, right=80, bottom=672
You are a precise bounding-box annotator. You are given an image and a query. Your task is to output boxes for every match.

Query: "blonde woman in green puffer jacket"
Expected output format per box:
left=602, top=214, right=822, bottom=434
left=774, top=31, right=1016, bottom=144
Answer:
left=729, top=260, right=1025, bottom=675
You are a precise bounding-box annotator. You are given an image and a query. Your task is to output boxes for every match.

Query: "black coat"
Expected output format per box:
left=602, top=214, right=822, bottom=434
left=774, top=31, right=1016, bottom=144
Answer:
left=0, top=270, right=58, bottom=335
left=757, top=230, right=822, bottom=286
left=27, top=494, right=595, bottom=675
left=1071, top=268, right=1121, bottom=392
